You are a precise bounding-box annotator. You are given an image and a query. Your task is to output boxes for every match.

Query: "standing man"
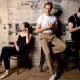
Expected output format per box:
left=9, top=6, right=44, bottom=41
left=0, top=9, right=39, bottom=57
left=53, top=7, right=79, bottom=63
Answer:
left=68, top=7, right=80, bottom=45
left=68, top=7, right=80, bottom=71
left=35, top=2, right=66, bottom=80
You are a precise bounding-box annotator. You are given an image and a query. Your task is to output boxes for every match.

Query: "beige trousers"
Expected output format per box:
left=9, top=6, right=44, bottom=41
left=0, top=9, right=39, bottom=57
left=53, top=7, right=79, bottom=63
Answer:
left=40, top=33, right=66, bottom=74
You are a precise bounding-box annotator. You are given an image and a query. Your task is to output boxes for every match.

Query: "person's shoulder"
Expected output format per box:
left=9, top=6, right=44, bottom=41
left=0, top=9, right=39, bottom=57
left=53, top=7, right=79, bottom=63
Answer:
left=68, top=14, right=76, bottom=23
left=74, top=13, right=77, bottom=16
left=37, top=14, right=44, bottom=23
left=38, top=14, right=44, bottom=19
left=74, top=13, right=77, bottom=18
left=69, top=14, right=76, bottom=19
left=51, top=15, right=57, bottom=21
left=53, top=16, right=57, bottom=19
left=68, top=14, right=74, bottom=21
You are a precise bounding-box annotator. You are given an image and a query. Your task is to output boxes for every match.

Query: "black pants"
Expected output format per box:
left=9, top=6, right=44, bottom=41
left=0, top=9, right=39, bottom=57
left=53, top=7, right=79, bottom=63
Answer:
left=0, top=46, right=25, bottom=70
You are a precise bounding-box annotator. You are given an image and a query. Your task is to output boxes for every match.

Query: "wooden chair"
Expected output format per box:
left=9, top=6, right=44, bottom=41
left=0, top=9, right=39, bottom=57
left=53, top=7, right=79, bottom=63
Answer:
left=10, top=55, right=20, bottom=75
left=9, top=42, right=31, bottom=75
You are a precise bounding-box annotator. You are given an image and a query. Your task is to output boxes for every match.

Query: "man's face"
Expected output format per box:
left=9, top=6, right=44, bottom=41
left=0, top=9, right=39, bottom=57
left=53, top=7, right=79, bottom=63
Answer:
left=44, top=5, right=52, bottom=14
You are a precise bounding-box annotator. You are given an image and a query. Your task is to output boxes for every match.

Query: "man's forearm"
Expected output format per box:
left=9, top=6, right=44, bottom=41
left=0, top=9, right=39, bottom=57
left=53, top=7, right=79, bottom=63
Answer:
left=36, top=26, right=48, bottom=33
left=69, top=26, right=80, bottom=32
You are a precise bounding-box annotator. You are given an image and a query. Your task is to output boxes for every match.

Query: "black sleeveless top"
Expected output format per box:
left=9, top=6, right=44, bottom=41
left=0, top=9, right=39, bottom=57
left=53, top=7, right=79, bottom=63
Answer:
left=17, top=35, right=27, bottom=52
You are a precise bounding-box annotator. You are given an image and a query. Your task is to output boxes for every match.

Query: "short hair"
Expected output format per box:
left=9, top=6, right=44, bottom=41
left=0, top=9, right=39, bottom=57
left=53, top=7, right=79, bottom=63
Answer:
left=78, top=7, right=80, bottom=12
left=44, top=2, right=53, bottom=10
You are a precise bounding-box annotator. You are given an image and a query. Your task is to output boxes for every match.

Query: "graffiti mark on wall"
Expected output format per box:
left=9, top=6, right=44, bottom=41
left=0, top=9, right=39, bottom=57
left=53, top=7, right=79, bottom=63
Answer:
left=18, top=0, right=41, bottom=10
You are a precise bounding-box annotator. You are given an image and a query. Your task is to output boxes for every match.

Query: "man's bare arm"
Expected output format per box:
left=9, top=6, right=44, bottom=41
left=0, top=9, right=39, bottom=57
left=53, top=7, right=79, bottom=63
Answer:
left=35, top=24, right=46, bottom=33
left=35, top=22, right=54, bottom=33
left=68, top=22, right=80, bottom=32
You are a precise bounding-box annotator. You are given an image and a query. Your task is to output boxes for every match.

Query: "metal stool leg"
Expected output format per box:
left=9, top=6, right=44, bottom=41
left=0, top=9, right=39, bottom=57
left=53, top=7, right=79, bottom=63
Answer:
left=17, top=56, right=20, bottom=75
left=78, top=49, right=80, bottom=71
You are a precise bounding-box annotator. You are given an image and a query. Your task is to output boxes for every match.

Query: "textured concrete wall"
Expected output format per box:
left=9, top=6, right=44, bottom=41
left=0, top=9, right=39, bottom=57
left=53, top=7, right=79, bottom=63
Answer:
left=0, top=0, right=9, bottom=52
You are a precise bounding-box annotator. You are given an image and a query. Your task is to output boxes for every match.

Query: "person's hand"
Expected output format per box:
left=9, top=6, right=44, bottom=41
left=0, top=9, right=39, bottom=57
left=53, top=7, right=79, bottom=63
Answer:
left=15, top=46, right=19, bottom=52
left=79, top=26, right=80, bottom=29
left=43, top=22, right=53, bottom=30
left=47, top=22, right=53, bottom=29
left=25, top=28, right=28, bottom=32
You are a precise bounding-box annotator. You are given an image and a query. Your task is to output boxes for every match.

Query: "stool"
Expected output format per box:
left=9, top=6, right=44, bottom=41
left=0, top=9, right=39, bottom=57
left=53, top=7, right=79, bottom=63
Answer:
left=39, top=47, right=46, bottom=72
left=65, top=40, right=80, bottom=71
left=39, top=43, right=53, bottom=72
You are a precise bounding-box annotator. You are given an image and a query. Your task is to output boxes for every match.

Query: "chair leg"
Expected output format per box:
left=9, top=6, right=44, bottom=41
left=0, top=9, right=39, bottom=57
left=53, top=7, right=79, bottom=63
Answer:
left=39, top=62, right=43, bottom=72
left=40, top=57, right=45, bottom=72
left=39, top=56, right=43, bottom=72
left=79, top=59, right=80, bottom=71
left=39, top=52, right=45, bottom=72
left=66, top=58, right=70, bottom=72
left=79, top=50, right=80, bottom=71
left=17, top=56, right=20, bottom=75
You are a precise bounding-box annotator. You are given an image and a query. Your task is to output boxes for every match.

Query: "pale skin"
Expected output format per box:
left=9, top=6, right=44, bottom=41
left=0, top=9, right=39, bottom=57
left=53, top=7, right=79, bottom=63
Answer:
left=68, top=12, right=80, bottom=32
left=14, top=23, right=32, bottom=52
left=35, top=4, right=60, bottom=51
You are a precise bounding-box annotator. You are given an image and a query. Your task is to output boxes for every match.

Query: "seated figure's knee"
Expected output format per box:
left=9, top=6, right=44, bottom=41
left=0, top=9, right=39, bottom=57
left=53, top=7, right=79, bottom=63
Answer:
left=60, top=43, right=66, bottom=52
left=53, top=43, right=66, bottom=54
left=2, top=47, right=5, bottom=51
left=2, top=47, right=7, bottom=52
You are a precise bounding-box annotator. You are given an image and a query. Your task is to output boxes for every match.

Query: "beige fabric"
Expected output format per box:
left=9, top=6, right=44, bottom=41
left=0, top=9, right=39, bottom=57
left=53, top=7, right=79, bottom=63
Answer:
left=40, top=33, right=66, bottom=74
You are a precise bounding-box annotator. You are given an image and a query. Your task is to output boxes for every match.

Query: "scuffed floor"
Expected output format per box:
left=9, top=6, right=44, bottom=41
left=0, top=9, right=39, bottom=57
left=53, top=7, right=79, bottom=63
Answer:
left=0, top=66, right=80, bottom=80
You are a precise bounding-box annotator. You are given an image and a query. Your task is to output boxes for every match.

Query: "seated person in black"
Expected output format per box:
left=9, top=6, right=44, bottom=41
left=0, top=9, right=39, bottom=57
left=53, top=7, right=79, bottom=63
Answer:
left=68, top=7, right=80, bottom=46
left=0, top=22, right=32, bottom=79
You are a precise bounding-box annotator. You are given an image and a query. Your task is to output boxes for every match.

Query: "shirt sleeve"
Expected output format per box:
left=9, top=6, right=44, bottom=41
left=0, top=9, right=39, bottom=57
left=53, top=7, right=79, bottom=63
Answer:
left=53, top=17, right=57, bottom=24
left=68, top=16, right=75, bottom=24
left=37, top=15, right=43, bottom=25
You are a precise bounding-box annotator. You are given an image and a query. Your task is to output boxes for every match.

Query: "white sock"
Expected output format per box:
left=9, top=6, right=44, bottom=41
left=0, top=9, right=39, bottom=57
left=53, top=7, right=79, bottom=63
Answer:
left=5, top=70, right=9, bottom=74
left=49, top=73, right=57, bottom=80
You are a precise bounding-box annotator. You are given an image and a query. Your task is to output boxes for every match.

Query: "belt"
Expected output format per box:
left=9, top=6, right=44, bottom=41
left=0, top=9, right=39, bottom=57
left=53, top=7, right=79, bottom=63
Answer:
left=41, top=32, right=53, bottom=34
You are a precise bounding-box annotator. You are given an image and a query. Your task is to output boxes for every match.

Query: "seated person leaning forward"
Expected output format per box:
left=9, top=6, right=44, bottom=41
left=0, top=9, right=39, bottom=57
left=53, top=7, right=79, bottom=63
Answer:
left=0, top=22, right=32, bottom=79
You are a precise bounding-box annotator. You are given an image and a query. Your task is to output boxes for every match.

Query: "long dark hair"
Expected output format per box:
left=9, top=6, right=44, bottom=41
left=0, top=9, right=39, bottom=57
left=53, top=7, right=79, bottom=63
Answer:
left=23, top=22, right=33, bottom=33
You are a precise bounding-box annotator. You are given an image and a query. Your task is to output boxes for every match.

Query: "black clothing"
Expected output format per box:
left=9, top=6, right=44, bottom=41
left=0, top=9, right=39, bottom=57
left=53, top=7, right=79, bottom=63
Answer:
left=68, top=13, right=80, bottom=45
left=17, top=35, right=27, bottom=52
left=0, top=35, right=27, bottom=70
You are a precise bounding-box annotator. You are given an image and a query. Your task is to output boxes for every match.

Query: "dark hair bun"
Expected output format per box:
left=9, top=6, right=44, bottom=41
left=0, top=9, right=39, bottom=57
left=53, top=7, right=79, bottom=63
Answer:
left=23, top=22, right=33, bottom=33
